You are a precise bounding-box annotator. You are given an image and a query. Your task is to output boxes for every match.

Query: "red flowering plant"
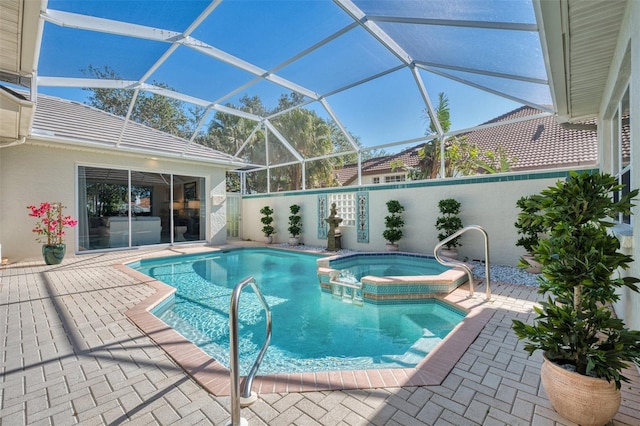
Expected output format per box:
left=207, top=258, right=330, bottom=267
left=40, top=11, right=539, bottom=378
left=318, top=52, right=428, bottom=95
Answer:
left=27, top=202, right=78, bottom=245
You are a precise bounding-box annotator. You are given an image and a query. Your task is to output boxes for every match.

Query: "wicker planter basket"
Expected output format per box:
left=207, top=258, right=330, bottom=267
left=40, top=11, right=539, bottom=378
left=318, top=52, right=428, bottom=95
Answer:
left=541, top=353, right=621, bottom=426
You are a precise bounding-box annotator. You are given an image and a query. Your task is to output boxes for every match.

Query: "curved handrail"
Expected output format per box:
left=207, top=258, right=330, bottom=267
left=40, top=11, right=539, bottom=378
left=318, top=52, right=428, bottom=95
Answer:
left=434, top=225, right=491, bottom=300
left=229, top=277, right=272, bottom=426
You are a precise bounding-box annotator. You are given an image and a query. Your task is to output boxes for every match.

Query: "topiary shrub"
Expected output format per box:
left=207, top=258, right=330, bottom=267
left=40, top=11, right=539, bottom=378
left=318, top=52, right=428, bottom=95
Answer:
left=435, top=198, right=462, bottom=249
left=382, top=200, right=404, bottom=245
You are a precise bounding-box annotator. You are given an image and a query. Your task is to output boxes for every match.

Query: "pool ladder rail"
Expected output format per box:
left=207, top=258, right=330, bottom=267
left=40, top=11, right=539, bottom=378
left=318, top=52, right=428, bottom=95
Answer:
left=434, top=224, right=491, bottom=301
left=228, top=277, right=272, bottom=426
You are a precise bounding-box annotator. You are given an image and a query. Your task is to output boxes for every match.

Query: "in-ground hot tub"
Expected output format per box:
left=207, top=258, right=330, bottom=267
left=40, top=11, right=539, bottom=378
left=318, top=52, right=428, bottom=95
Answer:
left=317, top=252, right=468, bottom=304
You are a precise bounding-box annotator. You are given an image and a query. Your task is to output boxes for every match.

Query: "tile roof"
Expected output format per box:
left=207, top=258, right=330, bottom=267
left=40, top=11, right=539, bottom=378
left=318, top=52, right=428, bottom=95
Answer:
left=337, top=107, right=599, bottom=185
left=30, top=93, right=245, bottom=166
left=24, top=95, right=606, bottom=181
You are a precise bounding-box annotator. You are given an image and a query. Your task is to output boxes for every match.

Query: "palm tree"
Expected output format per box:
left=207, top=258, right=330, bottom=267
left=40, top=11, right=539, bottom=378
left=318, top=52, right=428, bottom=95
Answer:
left=419, top=92, right=451, bottom=179
left=200, top=92, right=360, bottom=192
left=271, top=108, right=333, bottom=190
left=418, top=92, right=516, bottom=178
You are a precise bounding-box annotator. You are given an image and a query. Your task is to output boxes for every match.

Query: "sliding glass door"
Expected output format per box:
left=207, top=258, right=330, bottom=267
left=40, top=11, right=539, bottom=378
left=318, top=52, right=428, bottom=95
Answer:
left=172, top=174, right=205, bottom=243
left=78, top=166, right=205, bottom=251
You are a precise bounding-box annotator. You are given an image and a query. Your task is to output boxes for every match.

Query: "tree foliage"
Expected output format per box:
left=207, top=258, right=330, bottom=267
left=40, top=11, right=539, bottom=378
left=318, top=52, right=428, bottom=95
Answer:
left=418, top=92, right=517, bottom=179
left=83, top=65, right=192, bottom=138
left=83, top=69, right=362, bottom=192
left=82, top=65, right=401, bottom=192
left=476, top=145, right=517, bottom=174
left=204, top=93, right=374, bottom=192
left=512, top=172, right=640, bottom=388
left=419, top=92, right=450, bottom=179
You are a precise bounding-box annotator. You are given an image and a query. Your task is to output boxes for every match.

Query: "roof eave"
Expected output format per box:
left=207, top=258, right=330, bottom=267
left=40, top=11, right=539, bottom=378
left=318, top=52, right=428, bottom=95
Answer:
left=534, top=0, right=570, bottom=123
left=27, top=133, right=248, bottom=169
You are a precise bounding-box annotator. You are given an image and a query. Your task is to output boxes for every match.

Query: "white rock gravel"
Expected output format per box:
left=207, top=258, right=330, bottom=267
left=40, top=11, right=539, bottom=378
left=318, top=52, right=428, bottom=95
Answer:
left=469, top=260, right=540, bottom=286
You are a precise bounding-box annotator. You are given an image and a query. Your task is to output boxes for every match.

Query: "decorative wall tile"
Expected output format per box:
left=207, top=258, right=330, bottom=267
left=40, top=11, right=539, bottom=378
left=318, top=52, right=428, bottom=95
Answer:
left=317, top=194, right=328, bottom=239
left=356, top=191, right=369, bottom=243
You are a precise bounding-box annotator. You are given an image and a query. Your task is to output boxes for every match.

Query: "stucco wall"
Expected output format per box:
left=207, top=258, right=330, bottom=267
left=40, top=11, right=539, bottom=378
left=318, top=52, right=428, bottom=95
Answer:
left=241, top=170, right=576, bottom=266
left=602, top=0, right=640, bottom=332
left=0, top=141, right=227, bottom=261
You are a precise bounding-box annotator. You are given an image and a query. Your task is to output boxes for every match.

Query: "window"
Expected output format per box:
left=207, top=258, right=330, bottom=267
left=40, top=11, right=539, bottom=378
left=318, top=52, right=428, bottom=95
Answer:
left=384, top=175, right=406, bottom=183
left=372, top=177, right=380, bottom=184
left=329, top=193, right=356, bottom=226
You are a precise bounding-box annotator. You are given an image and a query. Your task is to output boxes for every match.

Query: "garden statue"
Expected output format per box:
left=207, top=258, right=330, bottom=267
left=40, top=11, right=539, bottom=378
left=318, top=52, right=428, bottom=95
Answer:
left=325, top=203, right=342, bottom=251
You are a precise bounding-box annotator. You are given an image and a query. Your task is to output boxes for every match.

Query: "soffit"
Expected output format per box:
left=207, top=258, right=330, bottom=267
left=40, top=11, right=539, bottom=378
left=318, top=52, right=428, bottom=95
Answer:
left=0, top=0, right=40, bottom=142
left=540, top=0, right=627, bottom=122
left=0, top=0, right=22, bottom=78
left=0, top=0, right=40, bottom=87
left=567, top=0, right=626, bottom=120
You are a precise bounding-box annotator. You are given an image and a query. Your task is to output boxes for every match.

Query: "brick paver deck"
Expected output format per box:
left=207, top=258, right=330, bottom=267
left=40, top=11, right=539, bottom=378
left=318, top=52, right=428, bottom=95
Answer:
left=1, top=244, right=639, bottom=425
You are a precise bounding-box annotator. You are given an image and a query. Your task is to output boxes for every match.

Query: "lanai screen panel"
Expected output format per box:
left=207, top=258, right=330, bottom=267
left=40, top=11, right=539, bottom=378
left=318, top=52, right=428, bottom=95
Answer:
left=191, top=1, right=352, bottom=70
left=33, top=0, right=552, bottom=166
left=277, top=25, right=403, bottom=96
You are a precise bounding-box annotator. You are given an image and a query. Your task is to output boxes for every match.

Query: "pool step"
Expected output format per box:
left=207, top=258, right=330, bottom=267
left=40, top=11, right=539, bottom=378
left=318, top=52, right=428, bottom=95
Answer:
left=159, top=309, right=221, bottom=345
left=383, top=315, right=444, bottom=365
left=383, top=333, right=443, bottom=366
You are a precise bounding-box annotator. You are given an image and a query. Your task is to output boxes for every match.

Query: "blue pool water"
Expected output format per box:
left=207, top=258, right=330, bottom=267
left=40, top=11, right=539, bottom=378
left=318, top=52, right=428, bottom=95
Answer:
left=329, top=253, right=449, bottom=280
left=131, top=248, right=465, bottom=374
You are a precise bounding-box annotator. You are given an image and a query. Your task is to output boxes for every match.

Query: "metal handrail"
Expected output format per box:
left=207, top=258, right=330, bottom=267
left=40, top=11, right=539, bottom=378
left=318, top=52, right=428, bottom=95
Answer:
left=434, top=225, right=491, bottom=300
left=229, top=277, right=272, bottom=426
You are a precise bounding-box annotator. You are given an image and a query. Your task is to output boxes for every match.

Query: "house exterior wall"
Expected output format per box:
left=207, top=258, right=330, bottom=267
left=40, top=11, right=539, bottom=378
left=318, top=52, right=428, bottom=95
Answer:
left=241, top=170, right=579, bottom=266
left=630, top=0, right=640, bottom=333
left=356, top=173, right=407, bottom=186
left=600, top=0, right=640, bottom=332
left=0, top=140, right=228, bottom=262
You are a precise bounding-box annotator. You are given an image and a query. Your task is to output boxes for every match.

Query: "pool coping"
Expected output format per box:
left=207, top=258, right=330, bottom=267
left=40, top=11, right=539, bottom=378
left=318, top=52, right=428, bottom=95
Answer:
left=317, top=251, right=472, bottom=303
left=117, top=254, right=494, bottom=396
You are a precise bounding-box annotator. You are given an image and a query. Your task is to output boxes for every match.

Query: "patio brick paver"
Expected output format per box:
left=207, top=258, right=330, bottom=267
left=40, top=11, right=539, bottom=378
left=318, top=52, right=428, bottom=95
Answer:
left=1, top=244, right=639, bottom=425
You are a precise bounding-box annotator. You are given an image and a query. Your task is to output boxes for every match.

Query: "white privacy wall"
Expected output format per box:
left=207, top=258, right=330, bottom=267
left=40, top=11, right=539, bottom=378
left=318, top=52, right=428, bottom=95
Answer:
left=240, top=171, right=575, bottom=266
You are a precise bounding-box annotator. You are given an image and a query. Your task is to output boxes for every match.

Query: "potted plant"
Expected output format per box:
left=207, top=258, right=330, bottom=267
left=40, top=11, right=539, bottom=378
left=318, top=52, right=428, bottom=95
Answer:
left=27, top=202, right=78, bottom=265
left=514, top=195, right=547, bottom=273
left=382, top=200, right=404, bottom=251
left=512, top=171, right=640, bottom=426
left=435, top=198, right=463, bottom=258
left=260, top=206, right=275, bottom=244
left=288, top=204, right=302, bottom=246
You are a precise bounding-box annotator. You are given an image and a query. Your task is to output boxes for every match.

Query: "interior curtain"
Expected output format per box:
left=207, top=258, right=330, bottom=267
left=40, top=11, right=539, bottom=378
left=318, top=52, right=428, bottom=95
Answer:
left=77, top=166, right=90, bottom=250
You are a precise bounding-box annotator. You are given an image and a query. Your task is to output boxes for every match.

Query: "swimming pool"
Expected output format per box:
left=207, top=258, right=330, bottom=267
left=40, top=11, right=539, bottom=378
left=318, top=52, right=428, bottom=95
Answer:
left=130, top=248, right=465, bottom=375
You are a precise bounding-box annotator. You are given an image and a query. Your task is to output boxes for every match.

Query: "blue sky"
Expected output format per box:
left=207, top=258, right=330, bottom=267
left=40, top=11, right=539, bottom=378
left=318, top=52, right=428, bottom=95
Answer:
left=36, top=0, right=549, bottom=150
